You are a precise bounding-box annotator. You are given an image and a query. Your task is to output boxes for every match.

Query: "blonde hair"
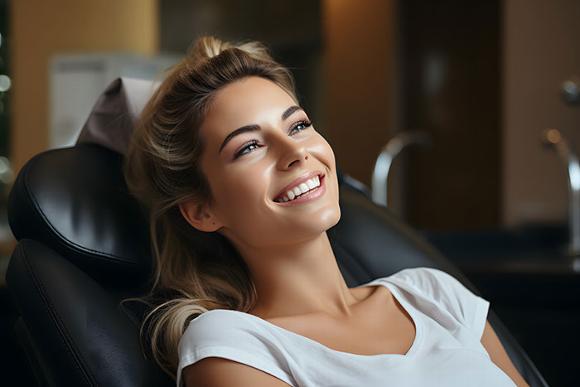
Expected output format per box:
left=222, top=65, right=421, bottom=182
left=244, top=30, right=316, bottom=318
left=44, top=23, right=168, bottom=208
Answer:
left=123, top=36, right=297, bottom=379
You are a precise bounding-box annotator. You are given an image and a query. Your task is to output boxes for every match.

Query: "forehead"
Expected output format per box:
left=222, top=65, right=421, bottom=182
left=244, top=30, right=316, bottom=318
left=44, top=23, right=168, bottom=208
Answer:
left=201, top=76, right=296, bottom=137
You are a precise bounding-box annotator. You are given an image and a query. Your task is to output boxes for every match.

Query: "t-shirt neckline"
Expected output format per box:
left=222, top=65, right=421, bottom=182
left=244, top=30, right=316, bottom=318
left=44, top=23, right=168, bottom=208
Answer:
left=206, top=277, right=423, bottom=360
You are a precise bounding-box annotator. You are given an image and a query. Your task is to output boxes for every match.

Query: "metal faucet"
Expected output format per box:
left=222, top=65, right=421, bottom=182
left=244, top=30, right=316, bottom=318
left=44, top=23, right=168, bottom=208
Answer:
left=371, top=131, right=430, bottom=207
left=561, top=76, right=579, bottom=105
left=542, top=128, right=580, bottom=256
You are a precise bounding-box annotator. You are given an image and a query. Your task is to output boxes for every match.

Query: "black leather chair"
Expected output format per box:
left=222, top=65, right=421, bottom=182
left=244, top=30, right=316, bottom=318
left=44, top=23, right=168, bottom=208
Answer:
left=4, top=140, right=549, bottom=386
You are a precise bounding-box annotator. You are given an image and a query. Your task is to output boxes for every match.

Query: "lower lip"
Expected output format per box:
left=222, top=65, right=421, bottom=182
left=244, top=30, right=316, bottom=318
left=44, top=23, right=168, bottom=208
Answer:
left=274, top=175, right=326, bottom=206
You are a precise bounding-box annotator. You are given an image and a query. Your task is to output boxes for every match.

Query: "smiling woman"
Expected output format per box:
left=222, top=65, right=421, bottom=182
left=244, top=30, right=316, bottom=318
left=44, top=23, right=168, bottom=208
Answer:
left=178, top=75, right=340, bottom=251
left=123, top=36, right=528, bottom=387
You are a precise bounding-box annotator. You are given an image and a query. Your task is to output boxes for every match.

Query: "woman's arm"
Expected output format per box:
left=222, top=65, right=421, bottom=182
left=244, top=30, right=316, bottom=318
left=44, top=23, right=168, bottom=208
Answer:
left=184, top=358, right=292, bottom=387
left=481, top=320, right=530, bottom=387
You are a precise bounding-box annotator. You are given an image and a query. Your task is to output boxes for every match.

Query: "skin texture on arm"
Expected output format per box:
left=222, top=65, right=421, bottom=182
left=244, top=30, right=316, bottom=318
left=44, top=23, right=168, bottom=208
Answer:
left=481, top=320, right=530, bottom=387
left=183, top=358, right=292, bottom=387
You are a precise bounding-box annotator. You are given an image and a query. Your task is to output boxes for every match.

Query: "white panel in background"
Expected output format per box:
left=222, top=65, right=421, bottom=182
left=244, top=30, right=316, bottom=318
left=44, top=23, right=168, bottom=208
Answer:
left=49, top=53, right=178, bottom=149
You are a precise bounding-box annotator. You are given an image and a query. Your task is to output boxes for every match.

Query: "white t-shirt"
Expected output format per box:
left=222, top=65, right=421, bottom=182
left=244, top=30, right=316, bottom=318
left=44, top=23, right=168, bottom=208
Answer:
left=177, top=267, right=516, bottom=386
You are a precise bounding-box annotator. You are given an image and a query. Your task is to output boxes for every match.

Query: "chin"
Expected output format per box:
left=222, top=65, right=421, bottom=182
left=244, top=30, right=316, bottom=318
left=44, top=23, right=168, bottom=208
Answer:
left=317, top=205, right=341, bottom=231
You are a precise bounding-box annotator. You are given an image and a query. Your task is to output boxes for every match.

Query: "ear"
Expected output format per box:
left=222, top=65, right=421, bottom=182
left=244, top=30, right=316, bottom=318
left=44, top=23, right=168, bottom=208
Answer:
left=178, top=199, right=223, bottom=232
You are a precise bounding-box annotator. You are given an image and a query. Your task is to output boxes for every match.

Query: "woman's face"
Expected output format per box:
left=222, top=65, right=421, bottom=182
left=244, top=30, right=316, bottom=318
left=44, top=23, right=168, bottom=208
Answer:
left=188, top=76, right=340, bottom=249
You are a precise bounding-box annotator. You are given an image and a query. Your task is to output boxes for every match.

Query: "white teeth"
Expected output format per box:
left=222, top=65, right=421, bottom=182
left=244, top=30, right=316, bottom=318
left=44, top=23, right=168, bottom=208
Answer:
left=276, top=175, right=322, bottom=203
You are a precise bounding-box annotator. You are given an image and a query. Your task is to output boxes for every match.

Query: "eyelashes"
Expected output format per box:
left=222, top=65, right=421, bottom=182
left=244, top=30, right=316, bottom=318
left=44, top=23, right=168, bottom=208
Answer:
left=233, top=120, right=312, bottom=159
left=289, top=120, right=312, bottom=135
left=233, top=140, right=261, bottom=159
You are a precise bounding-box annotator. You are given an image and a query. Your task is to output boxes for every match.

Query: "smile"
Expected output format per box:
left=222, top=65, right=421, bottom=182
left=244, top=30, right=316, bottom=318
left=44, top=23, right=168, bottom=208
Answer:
left=274, top=174, right=326, bottom=205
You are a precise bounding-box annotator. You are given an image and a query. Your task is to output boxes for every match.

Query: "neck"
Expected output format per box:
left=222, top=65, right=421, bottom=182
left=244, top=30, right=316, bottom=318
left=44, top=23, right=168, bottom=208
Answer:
left=234, top=232, right=361, bottom=321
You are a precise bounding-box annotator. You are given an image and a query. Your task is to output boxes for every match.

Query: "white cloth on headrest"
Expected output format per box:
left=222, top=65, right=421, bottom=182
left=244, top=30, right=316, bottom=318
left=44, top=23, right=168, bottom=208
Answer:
left=76, top=77, right=159, bottom=155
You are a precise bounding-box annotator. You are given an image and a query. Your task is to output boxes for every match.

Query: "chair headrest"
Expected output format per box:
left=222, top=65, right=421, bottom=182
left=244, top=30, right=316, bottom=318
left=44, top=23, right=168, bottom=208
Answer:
left=9, top=77, right=160, bottom=289
left=8, top=143, right=153, bottom=290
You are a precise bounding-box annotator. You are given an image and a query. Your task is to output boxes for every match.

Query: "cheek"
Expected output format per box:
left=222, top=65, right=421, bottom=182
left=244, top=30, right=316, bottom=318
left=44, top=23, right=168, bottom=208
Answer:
left=214, top=172, right=266, bottom=217
left=310, top=134, right=336, bottom=167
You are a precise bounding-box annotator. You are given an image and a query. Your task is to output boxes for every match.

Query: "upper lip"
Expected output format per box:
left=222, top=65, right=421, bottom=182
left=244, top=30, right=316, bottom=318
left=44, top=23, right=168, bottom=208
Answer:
left=273, top=170, right=325, bottom=200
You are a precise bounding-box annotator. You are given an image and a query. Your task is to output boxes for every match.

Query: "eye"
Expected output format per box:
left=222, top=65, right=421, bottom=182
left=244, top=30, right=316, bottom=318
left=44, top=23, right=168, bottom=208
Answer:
left=232, top=120, right=312, bottom=160
left=234, top=140, right=261, bottom=159
left=289, top=120, right=312, bottom=135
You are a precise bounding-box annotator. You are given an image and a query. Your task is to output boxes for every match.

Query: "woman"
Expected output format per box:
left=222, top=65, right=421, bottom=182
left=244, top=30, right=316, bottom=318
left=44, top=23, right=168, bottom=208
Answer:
left=124, top=36, right=529, bottom=387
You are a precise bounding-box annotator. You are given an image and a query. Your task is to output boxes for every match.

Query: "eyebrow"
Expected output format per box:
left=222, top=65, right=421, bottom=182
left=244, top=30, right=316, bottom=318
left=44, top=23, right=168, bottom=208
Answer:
left=218, top=105, right=303, bottom=153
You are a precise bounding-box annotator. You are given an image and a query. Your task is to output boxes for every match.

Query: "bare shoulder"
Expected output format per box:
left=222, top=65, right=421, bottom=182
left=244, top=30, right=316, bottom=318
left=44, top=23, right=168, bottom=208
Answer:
left=481, top=320, right=530, bottom=387
left=183, top=357, right=292, bottom=387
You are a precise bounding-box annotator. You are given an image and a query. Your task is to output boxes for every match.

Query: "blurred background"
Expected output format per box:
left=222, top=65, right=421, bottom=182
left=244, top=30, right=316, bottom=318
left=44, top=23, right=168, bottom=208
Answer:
left=0, top=0, right=579, bottom=386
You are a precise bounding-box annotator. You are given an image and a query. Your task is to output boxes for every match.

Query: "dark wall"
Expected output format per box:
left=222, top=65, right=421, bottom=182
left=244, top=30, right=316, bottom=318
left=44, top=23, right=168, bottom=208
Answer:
left=399, top=1, right=502, bottom=230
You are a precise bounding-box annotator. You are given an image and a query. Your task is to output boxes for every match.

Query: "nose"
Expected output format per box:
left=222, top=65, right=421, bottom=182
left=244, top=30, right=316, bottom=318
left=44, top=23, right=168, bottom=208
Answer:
left=275, top=135, right=309, bottom=170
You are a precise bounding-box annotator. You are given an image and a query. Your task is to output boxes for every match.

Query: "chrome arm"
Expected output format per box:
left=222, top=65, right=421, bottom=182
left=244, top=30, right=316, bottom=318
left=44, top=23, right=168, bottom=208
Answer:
left=371, top=131, right=430, bottom=207
left=542, top=128, right=580, bottom=256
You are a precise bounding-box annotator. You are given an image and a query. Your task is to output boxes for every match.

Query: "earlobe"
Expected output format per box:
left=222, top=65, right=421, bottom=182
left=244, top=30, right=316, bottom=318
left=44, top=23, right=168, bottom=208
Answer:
left=178, top=200, right=222, bottom=232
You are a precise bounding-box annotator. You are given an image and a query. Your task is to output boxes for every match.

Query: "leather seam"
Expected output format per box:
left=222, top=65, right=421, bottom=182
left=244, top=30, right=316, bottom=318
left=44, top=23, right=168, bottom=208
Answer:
left=18, top=244, right=97, bottom=386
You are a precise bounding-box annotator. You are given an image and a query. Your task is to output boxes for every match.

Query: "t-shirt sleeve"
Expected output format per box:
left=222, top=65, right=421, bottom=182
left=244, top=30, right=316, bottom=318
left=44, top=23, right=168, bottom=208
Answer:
left=393, top=267, right=490, bottom=340
left=176, top=312, right=294, bottom=387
